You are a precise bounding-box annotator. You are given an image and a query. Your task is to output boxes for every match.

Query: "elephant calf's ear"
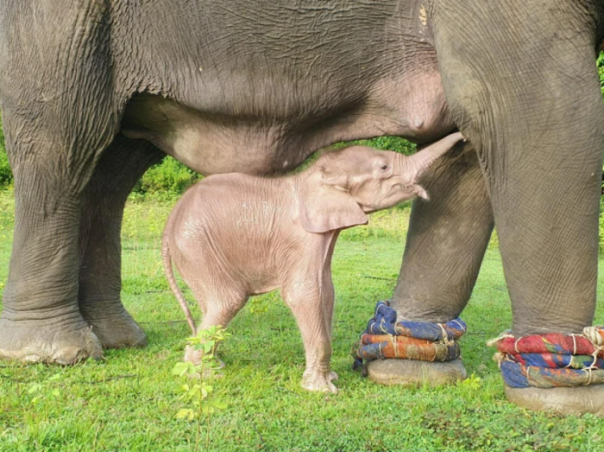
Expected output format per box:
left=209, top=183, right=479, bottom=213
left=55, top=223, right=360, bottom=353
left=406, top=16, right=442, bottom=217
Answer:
left=299, top=186, right=368, bottom=233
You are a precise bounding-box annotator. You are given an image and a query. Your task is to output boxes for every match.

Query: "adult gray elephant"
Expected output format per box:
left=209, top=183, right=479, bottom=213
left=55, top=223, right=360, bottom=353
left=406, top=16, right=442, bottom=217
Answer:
left=0, top=1, right=603, bottom=415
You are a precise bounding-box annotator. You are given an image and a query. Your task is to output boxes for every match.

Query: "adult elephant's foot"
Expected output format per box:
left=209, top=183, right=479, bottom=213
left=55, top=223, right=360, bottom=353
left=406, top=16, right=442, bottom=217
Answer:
left=82, top=306, right=147, bottom=349
left=505, top=386, right=604, bottom=417
left=0, top=318, right=103, bottom=364
left=367, top=359, right=467, bottom=386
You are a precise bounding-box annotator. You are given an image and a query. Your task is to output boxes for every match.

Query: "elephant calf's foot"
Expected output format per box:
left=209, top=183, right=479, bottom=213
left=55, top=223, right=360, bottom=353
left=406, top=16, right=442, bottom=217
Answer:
left=81, top=306, right=147, bottom=349
left=367, top=359, right=467, bottom=386
left=184, top=345, right=226, bottom=378
left=302, top=369, right=338, bottom=393
left=0, top=317, right=103, bottom=364
left=506, top=385, right=604, bottom=417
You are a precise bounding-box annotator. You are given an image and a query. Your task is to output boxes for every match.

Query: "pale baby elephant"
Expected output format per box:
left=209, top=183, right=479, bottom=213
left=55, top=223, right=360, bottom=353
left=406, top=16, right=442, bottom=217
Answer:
left=162, top=132, right=464, bottom=393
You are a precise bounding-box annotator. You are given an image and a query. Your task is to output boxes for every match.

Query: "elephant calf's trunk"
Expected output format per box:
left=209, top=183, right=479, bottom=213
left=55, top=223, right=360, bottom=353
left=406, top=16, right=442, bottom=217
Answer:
left=407, top=132, right=465, bottom=177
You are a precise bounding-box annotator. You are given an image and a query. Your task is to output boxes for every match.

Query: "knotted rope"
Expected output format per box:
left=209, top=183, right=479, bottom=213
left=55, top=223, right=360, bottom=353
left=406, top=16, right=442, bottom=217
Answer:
left=487, top=326, right=604, bottom=388
left=353, top=301, right=466, bottom=369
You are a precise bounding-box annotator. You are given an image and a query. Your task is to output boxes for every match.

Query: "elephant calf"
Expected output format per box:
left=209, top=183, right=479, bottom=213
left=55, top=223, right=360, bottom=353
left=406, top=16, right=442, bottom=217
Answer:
left=162, top=132, right=463, bottom=393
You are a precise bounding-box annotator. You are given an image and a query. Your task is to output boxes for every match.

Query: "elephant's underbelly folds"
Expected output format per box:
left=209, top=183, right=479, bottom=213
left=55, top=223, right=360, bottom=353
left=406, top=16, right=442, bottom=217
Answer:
left=120, top=73, right=453, bottom=176
left=117, top=0, right=455, bottom=176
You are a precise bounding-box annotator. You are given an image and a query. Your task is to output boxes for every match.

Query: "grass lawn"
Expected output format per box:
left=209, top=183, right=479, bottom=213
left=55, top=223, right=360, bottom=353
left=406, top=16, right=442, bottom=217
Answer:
left=0, top=191, right=603, bottom=451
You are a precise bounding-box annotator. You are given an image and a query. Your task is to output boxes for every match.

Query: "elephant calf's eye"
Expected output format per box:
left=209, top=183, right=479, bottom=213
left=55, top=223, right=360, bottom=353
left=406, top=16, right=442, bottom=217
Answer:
left=381, top=164, right=388, bottom=170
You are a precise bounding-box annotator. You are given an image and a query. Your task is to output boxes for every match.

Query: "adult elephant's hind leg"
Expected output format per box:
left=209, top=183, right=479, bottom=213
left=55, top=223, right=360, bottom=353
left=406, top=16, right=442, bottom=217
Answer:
left=367, top=143, right=494, bottom=385
left=0, top=96, right=116, bottom=363
left=0, top=165, right=103, bottom=364
left=0, top=0, right=129, bottom=364
left=78, top=136, right=163, bottom=349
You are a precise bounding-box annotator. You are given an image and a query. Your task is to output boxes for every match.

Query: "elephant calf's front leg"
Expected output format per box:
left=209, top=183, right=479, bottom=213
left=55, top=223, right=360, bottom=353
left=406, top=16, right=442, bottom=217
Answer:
left=282, top=273, right=337, bottom=394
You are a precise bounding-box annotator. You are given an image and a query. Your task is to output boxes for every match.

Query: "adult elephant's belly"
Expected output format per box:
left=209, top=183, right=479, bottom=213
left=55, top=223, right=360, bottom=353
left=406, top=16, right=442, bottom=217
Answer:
left=121, top=73, right=454, bottom=176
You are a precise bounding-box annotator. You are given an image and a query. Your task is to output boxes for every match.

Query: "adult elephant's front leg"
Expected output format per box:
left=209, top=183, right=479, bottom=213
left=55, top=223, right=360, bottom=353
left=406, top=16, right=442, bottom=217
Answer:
left=367, top=143, right=494, bottom=385
left=78, top=136, right=163, bottom=349
left=433, top=0, right=604, bottom=415
left=395, top=143, right=493, bottom=322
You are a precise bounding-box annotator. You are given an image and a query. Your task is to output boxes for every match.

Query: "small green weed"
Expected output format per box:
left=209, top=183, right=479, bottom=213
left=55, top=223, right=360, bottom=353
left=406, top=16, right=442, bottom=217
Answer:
left=172, top=326, right=230, bottom=451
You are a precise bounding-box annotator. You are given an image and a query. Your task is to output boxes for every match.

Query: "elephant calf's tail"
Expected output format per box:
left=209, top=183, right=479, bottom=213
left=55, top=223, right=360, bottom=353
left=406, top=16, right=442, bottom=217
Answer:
left=161, top=235, right=197, bottom=336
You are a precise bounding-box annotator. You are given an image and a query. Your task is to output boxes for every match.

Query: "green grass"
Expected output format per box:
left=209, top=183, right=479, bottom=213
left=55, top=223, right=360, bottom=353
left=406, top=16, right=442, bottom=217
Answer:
left=0, top=114, right=12, bottom=188
left=0, top=191, right=603, bottom=451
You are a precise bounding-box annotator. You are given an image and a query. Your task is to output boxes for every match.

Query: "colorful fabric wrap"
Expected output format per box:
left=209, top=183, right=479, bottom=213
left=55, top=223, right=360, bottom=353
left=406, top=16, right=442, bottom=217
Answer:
left=488, top=326, right=604, bottom=388
left=356, top=334, right=460, bottom=361
left=511, top=353, right=604, bottom=369
left=353, top=301, right=466, bottom=367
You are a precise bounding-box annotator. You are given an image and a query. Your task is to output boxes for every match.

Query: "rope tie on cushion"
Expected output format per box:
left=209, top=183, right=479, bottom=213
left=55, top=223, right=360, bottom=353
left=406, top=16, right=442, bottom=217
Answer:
left=583, top=326, right=604, bottom=346
left=585, top=367, right=593, bottom=386
left=353, top=300, right=466, bottom=370
left=438, top=323, right=453, bottom=347
left=488, top=326, right=604, bottom=388
left=567, top=333, right=581, bottom=356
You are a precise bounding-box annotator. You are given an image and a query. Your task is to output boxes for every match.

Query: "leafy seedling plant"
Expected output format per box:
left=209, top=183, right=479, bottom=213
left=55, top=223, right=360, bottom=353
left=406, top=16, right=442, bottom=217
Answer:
left=172, top=325, right=230, bottom=451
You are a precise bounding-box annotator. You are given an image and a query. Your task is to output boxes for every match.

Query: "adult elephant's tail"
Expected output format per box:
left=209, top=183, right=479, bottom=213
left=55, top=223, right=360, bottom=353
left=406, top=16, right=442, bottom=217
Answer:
left=161, top=234, right=197, bottom=336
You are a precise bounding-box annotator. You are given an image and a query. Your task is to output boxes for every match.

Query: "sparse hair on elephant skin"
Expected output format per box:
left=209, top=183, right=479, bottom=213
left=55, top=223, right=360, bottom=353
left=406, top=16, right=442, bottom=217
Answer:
left=161, top=132, right=464, bottom=393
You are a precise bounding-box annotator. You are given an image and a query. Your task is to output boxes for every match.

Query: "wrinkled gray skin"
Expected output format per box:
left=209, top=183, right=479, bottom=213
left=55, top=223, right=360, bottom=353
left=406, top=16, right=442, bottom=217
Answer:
left=0, top=1, right=603, bottom=414
left=162, top=135, right=462, bottom=393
